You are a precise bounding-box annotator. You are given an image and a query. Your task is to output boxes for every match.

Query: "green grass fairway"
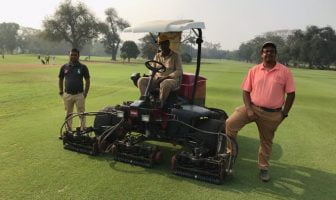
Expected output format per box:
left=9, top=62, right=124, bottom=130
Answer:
left=0, top=55, right=335, bottom=200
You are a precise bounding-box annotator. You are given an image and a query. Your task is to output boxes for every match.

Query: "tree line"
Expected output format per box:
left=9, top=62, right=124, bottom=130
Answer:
left=0, top=0, right=240, bottom=63
left=1, top=0, right=336, bottom=68
left=0, top=1, right=138, bottom=62
left=232, top=27, right=336, bottom=70
left=141, top=26, right=336, bottom=70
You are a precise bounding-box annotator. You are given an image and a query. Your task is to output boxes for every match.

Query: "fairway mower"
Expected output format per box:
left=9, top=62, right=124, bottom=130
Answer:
left=60, top=20, right=238, bottom=184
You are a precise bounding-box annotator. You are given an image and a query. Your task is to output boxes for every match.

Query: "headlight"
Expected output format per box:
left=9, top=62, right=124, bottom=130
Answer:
left=130, top=109, right=138, bottom=117
left=117, top=111, right=124, bottom=118
left=141, top=114, right=150, bottom=122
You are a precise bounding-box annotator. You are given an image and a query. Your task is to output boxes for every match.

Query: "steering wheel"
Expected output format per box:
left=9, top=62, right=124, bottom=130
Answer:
left=145, top=60, right=166, bottom=73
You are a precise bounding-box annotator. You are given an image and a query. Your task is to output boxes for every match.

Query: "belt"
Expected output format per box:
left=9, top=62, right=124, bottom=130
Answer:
left=254, top=105, right=282, bottom=112
left=65, top=91, right=83, bottom=95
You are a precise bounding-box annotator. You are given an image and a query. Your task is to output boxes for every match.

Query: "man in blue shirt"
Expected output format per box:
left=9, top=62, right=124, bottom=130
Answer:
left=58, top=48, right=90, bottom=130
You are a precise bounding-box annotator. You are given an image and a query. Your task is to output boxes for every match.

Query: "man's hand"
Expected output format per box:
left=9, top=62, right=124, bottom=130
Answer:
left=243, top=91, right=256, bottom=120
left=246, top=107, right=257, bottom=120
left=281, top=111, right=288, bottom=120
left=59, top=91, right=63, bottom=96
left=157, top=76, right=169, bottom=84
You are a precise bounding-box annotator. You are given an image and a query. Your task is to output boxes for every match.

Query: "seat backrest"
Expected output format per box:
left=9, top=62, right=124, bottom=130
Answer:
left=178, top=73, right=206, bottom=105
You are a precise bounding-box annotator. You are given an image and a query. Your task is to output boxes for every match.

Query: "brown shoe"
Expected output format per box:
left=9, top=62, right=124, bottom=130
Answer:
left=259, top=169, right=270, bottom=182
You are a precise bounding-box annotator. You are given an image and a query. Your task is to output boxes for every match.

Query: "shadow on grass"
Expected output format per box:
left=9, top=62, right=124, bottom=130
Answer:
left=212, top=136, right=336, bottom=199
left=87, top=135, right=336, bottom=199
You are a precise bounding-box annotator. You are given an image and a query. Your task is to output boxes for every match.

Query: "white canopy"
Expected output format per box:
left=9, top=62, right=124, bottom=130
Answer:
left=123, top=20, right=205, bottom=33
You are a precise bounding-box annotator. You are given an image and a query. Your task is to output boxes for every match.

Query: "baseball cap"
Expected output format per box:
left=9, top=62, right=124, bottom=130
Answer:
left=262, top=41, right=277, bottom=50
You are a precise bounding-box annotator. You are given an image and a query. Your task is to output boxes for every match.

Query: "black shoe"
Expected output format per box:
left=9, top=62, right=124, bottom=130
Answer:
left=259, top=169, right=270, bottom=182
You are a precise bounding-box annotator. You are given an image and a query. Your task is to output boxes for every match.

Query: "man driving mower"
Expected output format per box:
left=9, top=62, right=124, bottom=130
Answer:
left=137, top=34, right=183, bottom=108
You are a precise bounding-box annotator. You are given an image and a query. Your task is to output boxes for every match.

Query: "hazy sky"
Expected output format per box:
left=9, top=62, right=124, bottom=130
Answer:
left=1, top=0, right=336, bottom=50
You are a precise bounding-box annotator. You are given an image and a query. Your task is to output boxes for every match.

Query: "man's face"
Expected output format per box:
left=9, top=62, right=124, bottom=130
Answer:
left=261, top=47, right=276, bottom=63
left=69, top=51, right=79, bottom=63
left=159, top=40, right=170, bottom=53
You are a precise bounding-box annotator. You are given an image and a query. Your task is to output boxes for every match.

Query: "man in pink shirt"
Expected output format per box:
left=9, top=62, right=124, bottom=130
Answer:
left=225, top=42, right=295, bottom=182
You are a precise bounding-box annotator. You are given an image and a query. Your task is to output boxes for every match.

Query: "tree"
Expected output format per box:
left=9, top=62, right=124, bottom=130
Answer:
left=180, top=43, right=196, bottom=58
left=181, top=34, right=196, bottom=57
left=238, top=42, right=253, bottom=62
left=120, top=40, right=140, bottom=62
left=18, top=27, right=71, bottom=54
left=17, top=27, right=39, bottom=53
left=289, top=26, right=336, bottom=69
left=100, top=8, right=129, bottom=60
left=17, top=27, right=110, bottom=56
left=139, top=34, right=158, bottom=59
left=42, top=0, right=99, bottom=50
left=225, top=50, right=239, bottom=60
left=202, top=42, right=224, bottom=59
left=181, top=53, right=192, bottom=63
left=287, top=30, right=305, bottom=66
left=236, top=33, right=287, bottom=64
left=120, top=52, right=127, bottom=64
left=220, top=26, right=336, bottom=69
left=304, top=26, right=336, bottom=69
left=0, top=22, right=20, bottom=54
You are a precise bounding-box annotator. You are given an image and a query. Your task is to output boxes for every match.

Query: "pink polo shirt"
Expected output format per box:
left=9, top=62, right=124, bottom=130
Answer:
left=242, top=63, right=295, bottom=109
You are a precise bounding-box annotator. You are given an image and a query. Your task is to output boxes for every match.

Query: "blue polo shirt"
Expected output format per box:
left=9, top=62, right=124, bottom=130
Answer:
left=59, top=62, right=90, bottom=94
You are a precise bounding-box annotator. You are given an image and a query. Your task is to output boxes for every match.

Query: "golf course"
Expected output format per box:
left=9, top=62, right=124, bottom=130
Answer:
left=0, top=55, right=335, bottom=200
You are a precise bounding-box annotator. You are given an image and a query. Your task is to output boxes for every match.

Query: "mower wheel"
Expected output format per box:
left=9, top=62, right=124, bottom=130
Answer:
left=110, top=144, right=117, bottom=155
left=219, top=162, right=226, bottom=181
left=154, top=151, right=162, bottom=164
left=171, top=155, right=177, bottom=170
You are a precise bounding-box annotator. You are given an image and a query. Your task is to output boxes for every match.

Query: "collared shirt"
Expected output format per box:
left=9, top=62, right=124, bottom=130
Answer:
left=58, top=61, right=90, bottom=94
left=242, top=62, right=295, bottom=109
left=154, top=50, right=183, bottom=84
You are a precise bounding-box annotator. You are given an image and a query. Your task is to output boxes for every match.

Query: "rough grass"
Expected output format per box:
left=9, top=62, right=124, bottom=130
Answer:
left=0, top=55, right=335, bottom=200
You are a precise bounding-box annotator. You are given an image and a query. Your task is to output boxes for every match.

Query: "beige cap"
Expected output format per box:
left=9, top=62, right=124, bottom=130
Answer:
left=157, top=34, right=170, bottom=43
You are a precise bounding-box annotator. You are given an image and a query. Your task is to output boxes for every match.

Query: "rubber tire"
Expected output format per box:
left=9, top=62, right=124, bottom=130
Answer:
left=154, top=151, right=162, bottom=164
left=171, top=155, right=177, bottom=170
left=93, top=106, right=121, bottom=136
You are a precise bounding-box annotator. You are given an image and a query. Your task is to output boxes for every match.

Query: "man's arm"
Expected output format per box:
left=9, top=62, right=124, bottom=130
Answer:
left=168, top=53, right=183, bottom=79
left=84, top=78, right=90, bottom=98
left=282, top=92, right=295, bottom=118
left=59, top=78, right=64, bottom=96
left=243, top=90, right=257, bottom=120
left=158, top=54, right=183, bottom=84
left=82, top=65, right=90, bottom=98
left=243, top=90, right=252, bottom=108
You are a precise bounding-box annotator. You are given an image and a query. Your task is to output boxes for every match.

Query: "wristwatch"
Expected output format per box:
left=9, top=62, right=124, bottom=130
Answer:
left=282, top=111, right=288, bottom=118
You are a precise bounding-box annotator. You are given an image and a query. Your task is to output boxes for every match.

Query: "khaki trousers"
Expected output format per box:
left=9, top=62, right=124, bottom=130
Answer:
left=138, top=77, right=179, bottom=105
left=225, top=105, right=283, bottom=170
left=63, top=92, right=86, bottom=130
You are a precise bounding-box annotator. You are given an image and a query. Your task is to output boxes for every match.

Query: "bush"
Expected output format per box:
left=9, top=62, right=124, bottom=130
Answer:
left=181, top=53, right=192, bottom=63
